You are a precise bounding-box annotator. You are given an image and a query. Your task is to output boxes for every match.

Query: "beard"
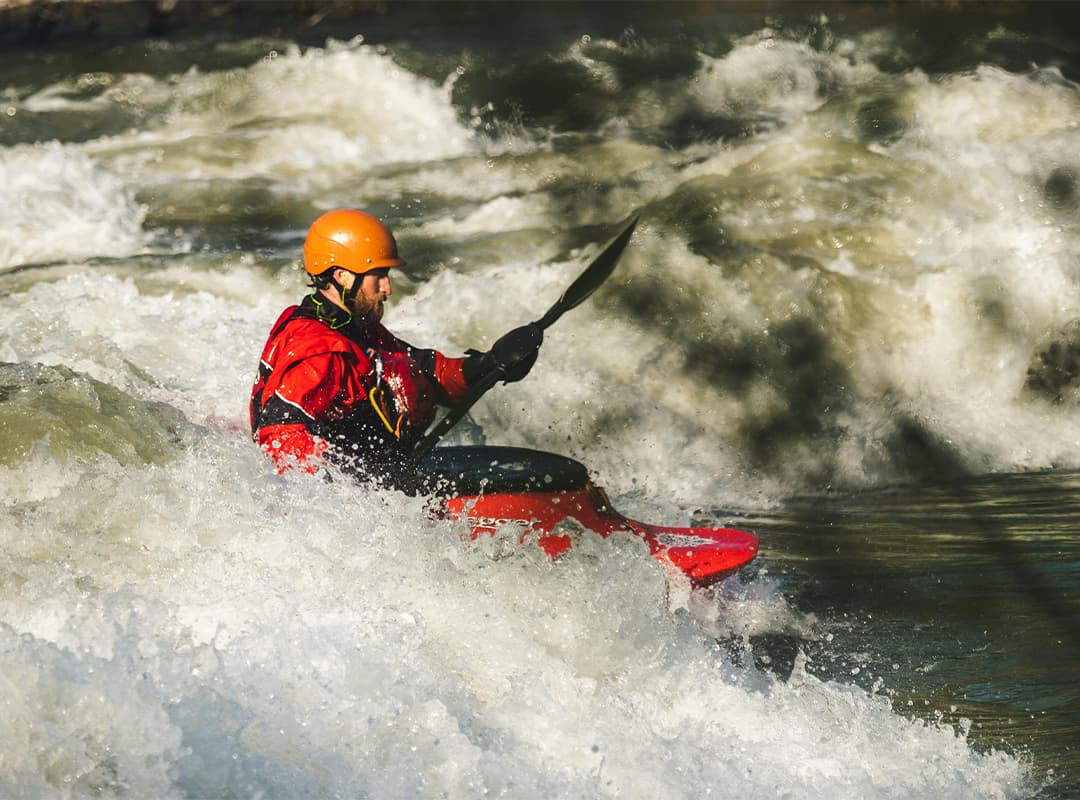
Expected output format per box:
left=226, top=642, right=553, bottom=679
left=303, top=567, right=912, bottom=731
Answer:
left=350, top=291, right=385, bottom=325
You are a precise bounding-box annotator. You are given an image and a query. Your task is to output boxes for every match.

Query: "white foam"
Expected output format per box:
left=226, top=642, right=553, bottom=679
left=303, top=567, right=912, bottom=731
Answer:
left=644, top=54, right=1080, bottom=486
left=907, top=65, right=1080, bottom=147
left=693, top=31, right=877, bottom=125
left=82, top=38, right=478, bottom=188
left=0, top=266, right=289, bottom=428
left=0, top=142, right=147, bottom=270
left=415, top=195, right=555, bottom=237
left=1, top=26, right=1065, bottom=796
left=0, top=434, right=1030, bottom=799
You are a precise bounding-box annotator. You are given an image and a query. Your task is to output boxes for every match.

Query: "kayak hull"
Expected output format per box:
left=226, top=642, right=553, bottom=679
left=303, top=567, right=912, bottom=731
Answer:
left=420, top=446, right=758, bottom=587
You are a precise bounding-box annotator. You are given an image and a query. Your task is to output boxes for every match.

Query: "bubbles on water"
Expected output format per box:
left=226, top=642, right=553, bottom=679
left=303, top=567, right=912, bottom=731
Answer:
left=0, top=623, right=185, bottom=799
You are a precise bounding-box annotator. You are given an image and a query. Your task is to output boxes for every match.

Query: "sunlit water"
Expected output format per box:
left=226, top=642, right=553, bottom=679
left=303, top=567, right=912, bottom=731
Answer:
left=1, top=4, right=1078, bottom=797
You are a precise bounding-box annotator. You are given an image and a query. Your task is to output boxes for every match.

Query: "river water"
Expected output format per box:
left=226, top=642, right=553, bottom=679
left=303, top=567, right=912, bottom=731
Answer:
left=1, top=3, right=1078, bottom=797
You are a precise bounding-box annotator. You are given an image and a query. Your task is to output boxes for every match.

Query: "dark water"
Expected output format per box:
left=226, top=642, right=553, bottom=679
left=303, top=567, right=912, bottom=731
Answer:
left=730, top=471, right=1080, bottom=797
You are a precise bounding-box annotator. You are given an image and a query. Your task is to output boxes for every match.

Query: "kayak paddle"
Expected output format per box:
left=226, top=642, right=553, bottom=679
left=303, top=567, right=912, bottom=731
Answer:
left=413, top=216, right=639, bottom=457
left=534, top=216, right=639, bottom=329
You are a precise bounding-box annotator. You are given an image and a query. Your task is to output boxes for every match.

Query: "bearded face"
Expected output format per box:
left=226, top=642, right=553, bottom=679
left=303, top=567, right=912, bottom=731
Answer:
left=350, top=283, right=384, bottom=324
left=348, top=269, right=391, bottom=325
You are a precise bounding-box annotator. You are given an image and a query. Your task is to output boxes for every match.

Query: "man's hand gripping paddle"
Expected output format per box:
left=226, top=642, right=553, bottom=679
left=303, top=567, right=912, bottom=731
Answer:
left=412, top=216, right=639, bottom=457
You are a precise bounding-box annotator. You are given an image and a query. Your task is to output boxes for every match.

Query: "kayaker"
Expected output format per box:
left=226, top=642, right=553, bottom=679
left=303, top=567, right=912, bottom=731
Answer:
left=250, top=208, right=542, bottom=488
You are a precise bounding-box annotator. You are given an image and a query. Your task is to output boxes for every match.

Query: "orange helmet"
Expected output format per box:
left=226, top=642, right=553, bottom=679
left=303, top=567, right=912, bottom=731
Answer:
left=303, top=209, right=405, bottom=276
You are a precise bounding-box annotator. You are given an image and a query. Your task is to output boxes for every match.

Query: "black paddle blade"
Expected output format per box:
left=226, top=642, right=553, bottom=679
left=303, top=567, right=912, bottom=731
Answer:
left=534, top=216, right=639, bottom=330
left=412, top=215, right=640, bottom=458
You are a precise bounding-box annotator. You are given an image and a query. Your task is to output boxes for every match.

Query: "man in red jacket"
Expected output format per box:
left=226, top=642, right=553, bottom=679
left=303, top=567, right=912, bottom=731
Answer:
left=250, top=208, right=540, bottom=488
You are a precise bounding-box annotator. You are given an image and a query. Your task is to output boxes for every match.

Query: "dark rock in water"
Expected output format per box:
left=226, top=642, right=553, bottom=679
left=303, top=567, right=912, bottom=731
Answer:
left=1025, top=320, right=1080, bottom=404
left=1044, top=166, right=1078, bottom=211
left=881, top=414, right=971, bottom=483
left=855, top=97, right=906, bottom=144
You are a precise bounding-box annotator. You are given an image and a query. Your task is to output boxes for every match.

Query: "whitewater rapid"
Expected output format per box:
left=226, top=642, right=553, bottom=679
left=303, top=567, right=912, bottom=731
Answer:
left=4, top=12, right=1078, bottom=796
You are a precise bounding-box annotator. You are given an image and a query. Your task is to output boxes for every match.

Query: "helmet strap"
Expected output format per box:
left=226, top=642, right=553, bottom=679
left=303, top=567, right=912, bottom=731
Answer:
left=315, top=271, right=355, bottom=328
left=336, top=269, right=363, bottom=308
left=324, top=270, right=362, bottom=308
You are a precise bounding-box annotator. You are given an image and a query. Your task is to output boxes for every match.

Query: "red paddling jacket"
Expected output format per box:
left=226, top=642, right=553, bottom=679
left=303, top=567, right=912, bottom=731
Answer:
left=250, top=293, right=469, bottom=485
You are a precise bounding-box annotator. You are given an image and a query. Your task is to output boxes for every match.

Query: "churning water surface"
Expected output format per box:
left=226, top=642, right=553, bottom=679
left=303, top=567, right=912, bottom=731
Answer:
left=1, top=3, right=1079, bottom=797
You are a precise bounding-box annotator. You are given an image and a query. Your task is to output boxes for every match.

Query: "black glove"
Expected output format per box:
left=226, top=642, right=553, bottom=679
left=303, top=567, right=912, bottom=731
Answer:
left=464, top=324, right=543, bottom=385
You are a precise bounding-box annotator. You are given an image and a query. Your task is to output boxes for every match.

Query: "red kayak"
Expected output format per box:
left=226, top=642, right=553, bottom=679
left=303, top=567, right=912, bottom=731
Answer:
left=419, top=446, right=758, bottom=587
